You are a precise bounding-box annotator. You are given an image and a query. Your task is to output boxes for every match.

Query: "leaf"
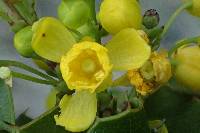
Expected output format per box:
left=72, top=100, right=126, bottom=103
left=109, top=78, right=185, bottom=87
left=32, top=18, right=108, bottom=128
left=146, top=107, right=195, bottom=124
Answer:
left=144, top=84, right=200, bottom=133
left=87, top=109, right=150, bottom=133
left=19, top=107, right=69, bottom=133
left=0, top=79, right=15, bottom=125
left=144, top=85, right=192, bottom=120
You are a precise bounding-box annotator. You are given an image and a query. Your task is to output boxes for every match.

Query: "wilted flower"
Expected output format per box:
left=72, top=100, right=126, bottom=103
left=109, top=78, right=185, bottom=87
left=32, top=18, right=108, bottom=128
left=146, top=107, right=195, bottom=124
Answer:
left=128, top=51, right=172, bottom=96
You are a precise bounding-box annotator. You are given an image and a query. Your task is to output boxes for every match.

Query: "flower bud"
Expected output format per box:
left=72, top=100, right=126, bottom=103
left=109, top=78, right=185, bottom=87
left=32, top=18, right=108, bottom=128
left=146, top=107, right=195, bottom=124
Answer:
left=99, top=0, right=142, bottom=34
left=0, top=67, right=12, bottom=87
left=14, top=26, right=35, bottom=58
left=143, top=9, right=160, bottom=29
left=128, top=51, right=172, bottom=96
left=58, top=0, right=90, bottom=29
left=173, top=45, right=200, bottom=94
left=183, top=0, right=200, bottom=17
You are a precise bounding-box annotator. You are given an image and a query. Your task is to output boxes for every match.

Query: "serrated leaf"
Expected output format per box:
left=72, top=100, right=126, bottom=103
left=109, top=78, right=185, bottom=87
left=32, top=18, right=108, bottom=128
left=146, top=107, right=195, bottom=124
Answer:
left=19, top=107, right=69, bottom=133
left=87, top=109, right=150, bottom=133
left=0, top=79, right=15, bottom=125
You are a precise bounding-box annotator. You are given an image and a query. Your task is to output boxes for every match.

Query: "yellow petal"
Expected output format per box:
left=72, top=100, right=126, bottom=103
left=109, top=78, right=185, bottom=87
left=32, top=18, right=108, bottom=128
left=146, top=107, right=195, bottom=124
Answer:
left=32, top=17, right=76, bottom=63
left=60, top=41, right=112, bottom=92
left=54, top=90, right=97, bottom=132
left=99, top=0, right=142, bottom=34
left=106, top=28, right=151, bottom=71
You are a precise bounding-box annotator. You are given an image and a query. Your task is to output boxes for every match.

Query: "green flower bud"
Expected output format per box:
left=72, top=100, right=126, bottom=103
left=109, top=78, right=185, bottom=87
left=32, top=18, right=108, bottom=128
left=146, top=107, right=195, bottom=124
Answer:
left=174, top=45, right=200, bottom=94
left=99, top=0, right=142, bottom=34
left=143, top=9, right=160, bottom=29
left=183, top=0, right=200, bottom=17
left=58, top=0, right=90, bottom=29
left=14, top=26, right=35, bottom=58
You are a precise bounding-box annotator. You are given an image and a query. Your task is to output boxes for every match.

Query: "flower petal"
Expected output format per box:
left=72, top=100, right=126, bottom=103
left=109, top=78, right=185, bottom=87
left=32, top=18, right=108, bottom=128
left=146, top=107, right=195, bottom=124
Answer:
left=55, top=90, right=97, bottom=132
left=106, top=28, right=151, bottom=71
left=32, top=17, right=76, bottom=63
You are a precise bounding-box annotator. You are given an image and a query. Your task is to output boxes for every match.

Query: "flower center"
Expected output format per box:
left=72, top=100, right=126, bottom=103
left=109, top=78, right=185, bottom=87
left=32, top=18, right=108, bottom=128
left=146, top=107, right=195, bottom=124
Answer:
left=81, top=58, right=96, bottom=73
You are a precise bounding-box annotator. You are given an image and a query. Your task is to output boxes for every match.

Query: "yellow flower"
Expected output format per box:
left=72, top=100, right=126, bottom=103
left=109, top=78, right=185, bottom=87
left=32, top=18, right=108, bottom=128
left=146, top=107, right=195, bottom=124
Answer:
left=128, top=51, right=172, bottom=96
left=60, top=41, right=112, bottom=92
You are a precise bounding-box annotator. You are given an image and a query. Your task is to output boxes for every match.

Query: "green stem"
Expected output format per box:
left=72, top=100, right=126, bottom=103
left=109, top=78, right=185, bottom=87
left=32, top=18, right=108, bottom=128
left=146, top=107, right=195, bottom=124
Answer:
left=160, top=1, right=193, bottom=39
left=0, top=60, right=56, bottom=81
left=12, top=71, right=59, bottom=85
left=168, top=36, right=200, bottom=57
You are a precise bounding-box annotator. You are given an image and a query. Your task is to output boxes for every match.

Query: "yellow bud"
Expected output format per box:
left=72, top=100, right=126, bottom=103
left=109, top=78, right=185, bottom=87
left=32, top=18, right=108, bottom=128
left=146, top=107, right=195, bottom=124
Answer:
left=99, top=0, right=142, bottom=34
left=183, top=0, right=200, bottom=17
left=60, top=41, right=112, bottom=92
left=174, top=45, right=200, bottom=93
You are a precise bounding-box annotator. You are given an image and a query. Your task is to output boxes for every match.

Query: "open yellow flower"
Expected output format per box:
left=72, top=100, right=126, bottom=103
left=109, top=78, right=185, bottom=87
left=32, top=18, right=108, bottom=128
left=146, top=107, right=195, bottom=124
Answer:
left=31, top=18, right=151, bottom=132
left=128, top=51, right=172, bottom=96
left=60, top=41, right=112, bottom=92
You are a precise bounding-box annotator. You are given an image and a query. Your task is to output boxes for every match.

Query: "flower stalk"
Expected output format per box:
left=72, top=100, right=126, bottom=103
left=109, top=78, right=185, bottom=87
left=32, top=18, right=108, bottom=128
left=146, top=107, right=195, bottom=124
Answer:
left=0, top=60, right=56, bottom=81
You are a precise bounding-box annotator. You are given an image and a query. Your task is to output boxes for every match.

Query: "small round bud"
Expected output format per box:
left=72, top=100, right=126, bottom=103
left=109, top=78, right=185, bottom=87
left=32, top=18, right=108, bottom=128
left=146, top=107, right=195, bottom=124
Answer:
left=143, top=9, right=160, bottom=29
left=0, top=67, right=11, bottom=80
left=14, top=26, right=35, bottom=58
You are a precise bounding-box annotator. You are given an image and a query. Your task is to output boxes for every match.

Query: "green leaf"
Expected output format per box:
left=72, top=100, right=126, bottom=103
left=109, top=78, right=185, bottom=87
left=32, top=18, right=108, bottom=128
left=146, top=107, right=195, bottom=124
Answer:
left=144, top=85, right=200, bottom=133
left=0, top=79, right=15, bottom=125
left=144, top=85, right=191, bottom=119
left=87, top=109, right=150, bottom=133
left=19, top=107, right=69, bottom=133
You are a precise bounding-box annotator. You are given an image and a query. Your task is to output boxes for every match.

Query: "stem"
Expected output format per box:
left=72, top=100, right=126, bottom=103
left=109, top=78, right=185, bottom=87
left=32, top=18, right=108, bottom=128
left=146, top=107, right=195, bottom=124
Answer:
left=168, top=36, right=200, bottom=57
left=0, top=60, right=56, bottom=81
left=12, top=71, right=59, bottom=85
left=160, top=1, right=193, bottom=39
